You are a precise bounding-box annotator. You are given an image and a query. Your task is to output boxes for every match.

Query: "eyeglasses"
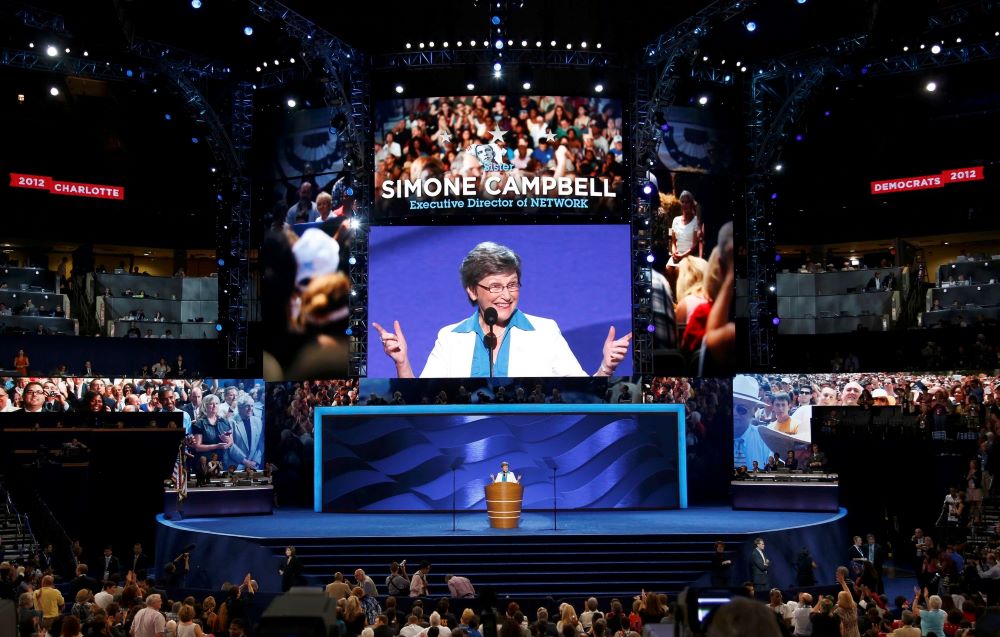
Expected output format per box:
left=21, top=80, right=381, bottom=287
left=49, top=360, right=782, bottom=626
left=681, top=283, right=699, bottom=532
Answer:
left=799, top=390, right=812, bottom=394
left=477, top=281, right=521, bottom=295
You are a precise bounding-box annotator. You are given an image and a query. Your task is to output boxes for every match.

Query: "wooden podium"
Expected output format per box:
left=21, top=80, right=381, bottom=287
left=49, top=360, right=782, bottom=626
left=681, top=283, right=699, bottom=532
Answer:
left=485, top=482, right=523, bottom=528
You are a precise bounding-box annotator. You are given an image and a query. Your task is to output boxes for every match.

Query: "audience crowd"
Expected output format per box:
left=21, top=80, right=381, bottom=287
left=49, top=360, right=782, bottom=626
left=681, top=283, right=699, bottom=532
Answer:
left=374, top=96, right=623, bottom=215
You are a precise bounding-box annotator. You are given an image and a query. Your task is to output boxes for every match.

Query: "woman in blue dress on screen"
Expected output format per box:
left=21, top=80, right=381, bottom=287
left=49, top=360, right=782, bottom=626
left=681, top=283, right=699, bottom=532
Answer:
left=373, top=241, right=632, bottom=378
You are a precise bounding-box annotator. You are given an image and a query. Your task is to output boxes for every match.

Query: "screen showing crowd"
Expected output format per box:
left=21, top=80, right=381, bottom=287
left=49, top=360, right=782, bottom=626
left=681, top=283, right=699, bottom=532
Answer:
left=367, top=225, right=633, bottom=379
left=374, top=95, right=624, bottom=217
left=0, top=377, right=265, bottom=469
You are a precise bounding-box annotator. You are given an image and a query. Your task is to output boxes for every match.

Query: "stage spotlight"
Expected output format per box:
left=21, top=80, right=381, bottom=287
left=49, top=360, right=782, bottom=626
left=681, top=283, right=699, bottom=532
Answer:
left=65, top=47, right=70, bottom=53
left=394, top=84, right=404, bottom=94
left=774, top=254, right=782, bottom=262
left=82, top=50, right=88, bottom=56
left=769, top=285, right=776, bottom=292
left=491, top=15, right=501, bottom=25
left=536, top=41, right=542, bottom=47
left=46, top=45, right=58, bottom=57
left=566, top=43, right=572, bottom=49
left=470, top=40, right=477, bottom=46
left=255, top=66, right=261, bottom=72
left=348, top=256, right=357, bottom=266
left=702, top=55, right=709, bottom=61
left=191, top=137, right=199, bottom=144
left=919, top=44, right=925, bottom=49
left=467, top=82, right=475, bottom=90
left=550, top=40, right=556, bottom=46
left=126, top=69, right=134, bottom=77
left=646, top=253, right=655, bottom=263
left=349, top=218, right=361, bottom=230
left=797, top=0, right=807, bottom=3
left=774, top=162, right=783, bottom=172
left=741, top=66, right=747, bottom=72
left=443, top=41, right=448, bottom=47
left=262, top=61, right=267, bottom=67
left=596, top=42, right=602, bottom=49
left=164, top=113, right=172, bottom=120
left=287, top=98, right=297, bottom=108
left=930, top=44, right=941, bottom=54
left=772, top=317, right=781, bottom=326
left=49, top=87, right=59, bottom=96
left=215, top=323, right=223, bottom=332
left=274, top=59, right=279, bottom=65
left=697, top=95, right=708, bottom=105
left=770, top=192, right=778, bottom=200
left=925, top=81, right=937, bottom=92
left=405, top=42, right=411, bottom=49
left=28, top=42, right=34, bottom=48
left=419, top=42, right=424, bottom=48
left=902, top=45, right=909, bottom=51
left=495, top=39, right=504, bottom=49
left=428, top=41, right=435, bottom=47
left=745, top=21, right=757, bottom=32
left=522, top=81, right=531, bottom=90
left=581, top=41, right=587, bottom=48
left=456, top=41, right=462, bottom=46
left=594, top=83, right=604, bottom=93
left=795, top=133, right=803, bottom=141
left=493, top=62, right=502, bottom=72
left=191, top=0, right=202, bottom=7
left=956, top=37, right=962, bottom=43
left=507, top=39, right=513, bottom=45
left=521, top=40, right=527, bottom=46
left=642, top=184, right=653, bottom=195
left=243, top=26, right=253, bottom=36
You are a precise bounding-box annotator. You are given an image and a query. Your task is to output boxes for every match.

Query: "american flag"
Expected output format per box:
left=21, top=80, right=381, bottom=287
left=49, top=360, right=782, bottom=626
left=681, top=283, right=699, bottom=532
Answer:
left=171, top=443, right=188, bottom=503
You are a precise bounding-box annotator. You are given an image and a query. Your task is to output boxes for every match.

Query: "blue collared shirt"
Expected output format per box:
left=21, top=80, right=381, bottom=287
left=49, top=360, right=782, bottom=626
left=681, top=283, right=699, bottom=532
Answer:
left=452, top=309, right=535, bottom=377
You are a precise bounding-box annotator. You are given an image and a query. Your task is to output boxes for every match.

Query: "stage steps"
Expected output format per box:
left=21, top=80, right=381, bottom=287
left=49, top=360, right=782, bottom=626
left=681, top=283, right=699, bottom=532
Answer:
left=258, top=533, right=745, bottom=599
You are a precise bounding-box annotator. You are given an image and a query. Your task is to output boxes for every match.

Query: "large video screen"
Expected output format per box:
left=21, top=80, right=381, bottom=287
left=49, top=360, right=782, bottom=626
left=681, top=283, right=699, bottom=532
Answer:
left=732, top=374, right=813, bottom=470
left=367, top=224, right=633, bottom=378
left=374, top=96, right=624, bottom=218
left=316, top=404, right=684, bottom=512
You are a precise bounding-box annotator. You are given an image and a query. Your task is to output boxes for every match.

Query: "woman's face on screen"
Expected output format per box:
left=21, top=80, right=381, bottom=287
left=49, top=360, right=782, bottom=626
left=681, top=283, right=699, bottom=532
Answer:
left=467, top=271, right=520, bottom=325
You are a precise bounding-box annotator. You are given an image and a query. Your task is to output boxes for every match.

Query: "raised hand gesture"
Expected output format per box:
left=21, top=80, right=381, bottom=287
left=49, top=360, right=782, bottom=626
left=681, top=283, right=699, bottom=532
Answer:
left=373, top=321, right=415, bottom=378
left=598, top=326, right=633, bottom=376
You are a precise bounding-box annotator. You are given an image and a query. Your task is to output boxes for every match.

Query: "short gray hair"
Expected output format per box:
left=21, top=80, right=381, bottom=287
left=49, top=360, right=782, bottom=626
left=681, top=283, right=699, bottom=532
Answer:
left=460, top=242, right=521, bottom=301
left=237, top=394, right=255, bottom=408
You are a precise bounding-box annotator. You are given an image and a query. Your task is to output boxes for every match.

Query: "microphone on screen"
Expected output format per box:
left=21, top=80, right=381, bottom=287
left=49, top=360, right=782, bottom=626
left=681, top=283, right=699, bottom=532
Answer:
left=483, top=307, right=498, bottom=378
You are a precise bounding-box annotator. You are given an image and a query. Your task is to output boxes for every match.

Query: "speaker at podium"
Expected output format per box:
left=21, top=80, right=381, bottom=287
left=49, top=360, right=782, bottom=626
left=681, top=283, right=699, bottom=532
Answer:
left=484, top=482, right=523, bottom=529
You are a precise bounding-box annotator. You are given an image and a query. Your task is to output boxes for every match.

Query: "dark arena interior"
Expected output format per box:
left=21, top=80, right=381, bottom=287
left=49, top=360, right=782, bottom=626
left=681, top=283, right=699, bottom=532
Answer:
left=2, top=2, right=1000, bottom=637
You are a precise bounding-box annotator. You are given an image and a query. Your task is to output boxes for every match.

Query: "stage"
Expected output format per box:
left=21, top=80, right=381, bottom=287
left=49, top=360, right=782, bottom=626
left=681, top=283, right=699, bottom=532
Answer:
left=155, top=507, right=848, bottom=598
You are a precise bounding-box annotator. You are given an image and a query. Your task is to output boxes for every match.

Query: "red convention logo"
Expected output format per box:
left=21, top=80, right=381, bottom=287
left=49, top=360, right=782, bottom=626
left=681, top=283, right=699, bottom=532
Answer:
left=9, top=172, right=125, bottom=201
left=870, top=166, right=984, bottom=195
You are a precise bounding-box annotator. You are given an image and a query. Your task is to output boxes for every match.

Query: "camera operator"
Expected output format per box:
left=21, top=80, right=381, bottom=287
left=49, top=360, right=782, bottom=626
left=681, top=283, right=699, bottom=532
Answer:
left=387, top=561, right=410, bottom=596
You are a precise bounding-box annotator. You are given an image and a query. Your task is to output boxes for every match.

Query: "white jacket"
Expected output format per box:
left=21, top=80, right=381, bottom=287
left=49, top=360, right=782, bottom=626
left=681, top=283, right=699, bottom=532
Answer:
left=420, top=312, right=587, bottom=377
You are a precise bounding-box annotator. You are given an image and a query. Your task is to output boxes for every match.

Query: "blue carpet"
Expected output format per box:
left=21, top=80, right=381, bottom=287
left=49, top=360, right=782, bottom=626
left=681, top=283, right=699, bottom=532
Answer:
left=158, top=506, right=847, bottom=539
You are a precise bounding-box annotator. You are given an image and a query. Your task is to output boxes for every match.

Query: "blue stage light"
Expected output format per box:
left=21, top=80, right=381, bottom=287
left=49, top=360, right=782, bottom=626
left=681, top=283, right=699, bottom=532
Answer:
left=125, top=69, right=134, bottom=77
left=646, top=324, right=655, bottom=333
left=795, top=133, right=804, bottom=141
left=745, top=21, right=757, bottom=32
left=495, top=39, right=504, bottom=49
left=348, top=256, right=357, bottom=266
left=164, top=113, right=172, bottom=120
left=191, top=137, right=199, bottom=144
left=491, top=15, right=501, bottom=25
left=775, top=254, right=782, bottom=262
left=243, top=26, right=253, bottom=36
left=216, top=194, right=223, bottom=201
left=642, top=184, right=653, bottom=195
left=215, top=323, right=223, bottom=332
left=770, top=192, right=778, bottom=200
left=646, top=254, right=655, bottom=264
left=345, top=327, right=353, bottom=336
left=191, top=0, right=202, bottom=8
left=345, top=187, right=354, bottom=196
left=772, top=317, right=781, bottom=326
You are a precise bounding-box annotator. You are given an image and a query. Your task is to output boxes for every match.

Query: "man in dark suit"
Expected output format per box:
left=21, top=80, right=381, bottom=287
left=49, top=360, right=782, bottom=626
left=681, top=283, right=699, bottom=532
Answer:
left=37, top=544, right=55, bottom=574
left=68, top=564, right=100, bottom=599
left=866, top=534, right=884, bottom=593
left=129, top=543, right=150, bottom=580
left=750, top=537, right=770, bottom=589
left=865, top=272, right=884, bottom=291
left=99, top=546, right=121, bottom=582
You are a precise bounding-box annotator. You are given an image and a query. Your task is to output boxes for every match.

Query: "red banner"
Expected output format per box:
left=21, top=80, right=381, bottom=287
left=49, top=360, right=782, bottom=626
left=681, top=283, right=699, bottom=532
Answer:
left=871, top=166, right=984, bottom=195
left=9, top=172, right=125, bottom=201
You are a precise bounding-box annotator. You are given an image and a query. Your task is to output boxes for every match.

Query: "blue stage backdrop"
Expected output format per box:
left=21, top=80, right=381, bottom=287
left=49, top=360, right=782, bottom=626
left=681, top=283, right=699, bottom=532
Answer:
left=367, top=225, right=633, bottom=378
left=314, top=404, right=684, bottom=512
